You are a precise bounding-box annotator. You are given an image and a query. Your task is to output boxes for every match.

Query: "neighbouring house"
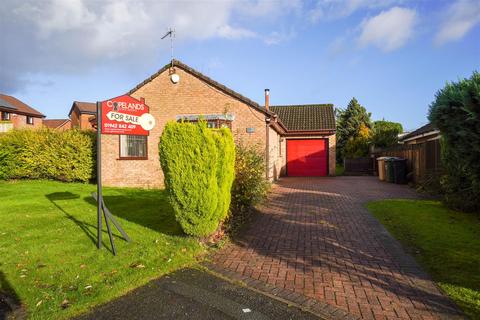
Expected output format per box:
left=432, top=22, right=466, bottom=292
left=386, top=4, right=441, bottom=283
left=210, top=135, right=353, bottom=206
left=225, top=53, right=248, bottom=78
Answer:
left=99, top=60, right=336, bottom=188
left=43, top=119, right=72, bottom=131
left=0, top=93, right=45, bottom=132
left=399, top=123, right=440, bottom=144
left=68, top=101, right=96, bottom=130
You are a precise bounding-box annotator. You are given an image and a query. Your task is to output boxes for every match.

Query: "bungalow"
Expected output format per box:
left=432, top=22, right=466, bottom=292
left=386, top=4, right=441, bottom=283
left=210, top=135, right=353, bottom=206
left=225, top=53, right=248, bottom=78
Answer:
left=0, top=93, right=45, bottom=132
left=100, top=60, right=336, bottom=188
left=43, top=119, right=72, bottom=131
left=68, top=101, right=96, bottom=130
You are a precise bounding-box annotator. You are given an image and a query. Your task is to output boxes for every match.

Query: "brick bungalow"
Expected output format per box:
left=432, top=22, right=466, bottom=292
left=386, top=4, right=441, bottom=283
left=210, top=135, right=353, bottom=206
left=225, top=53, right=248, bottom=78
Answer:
left=0, top=93, right=45, bottom=132
left=100, top=60, right=336, bottom=188
left=43, top=119, right=72, bottom=131
left=68, top=101, right=96, bottom=130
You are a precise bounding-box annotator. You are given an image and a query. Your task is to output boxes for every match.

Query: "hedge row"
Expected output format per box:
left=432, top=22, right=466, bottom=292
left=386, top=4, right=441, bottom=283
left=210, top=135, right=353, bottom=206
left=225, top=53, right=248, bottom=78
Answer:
left=159, top=121, right=235, bottom=237
left=0, top=129, right=95, bottom=182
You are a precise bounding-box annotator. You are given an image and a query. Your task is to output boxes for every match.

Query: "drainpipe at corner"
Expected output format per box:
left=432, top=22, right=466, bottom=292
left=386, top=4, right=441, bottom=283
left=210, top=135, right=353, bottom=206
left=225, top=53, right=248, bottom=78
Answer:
left=265, top=117, right=271, bottom=180
left=264, top=88, right=270, bottom=180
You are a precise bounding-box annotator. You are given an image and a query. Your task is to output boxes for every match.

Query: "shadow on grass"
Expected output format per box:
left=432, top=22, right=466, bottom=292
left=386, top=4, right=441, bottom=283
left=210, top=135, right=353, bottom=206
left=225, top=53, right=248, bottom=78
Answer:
left=83, top=189, right=183, bottom=236
left=45, top=192, right=122, bottom=253
left=0, top=271, right=22, bottom=320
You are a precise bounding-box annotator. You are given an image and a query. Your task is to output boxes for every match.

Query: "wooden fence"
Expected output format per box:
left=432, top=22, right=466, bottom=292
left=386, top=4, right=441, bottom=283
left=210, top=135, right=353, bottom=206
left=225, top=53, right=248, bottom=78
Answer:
left=371, top=139, right=442, bottom=183
left=344, top=157, right=375, bottom=175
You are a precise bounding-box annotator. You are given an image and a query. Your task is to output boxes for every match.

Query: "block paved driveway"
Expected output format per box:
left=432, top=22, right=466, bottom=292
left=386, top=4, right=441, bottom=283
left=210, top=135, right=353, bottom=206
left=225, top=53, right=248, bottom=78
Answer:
left=209, top=177, right=463, bottom=320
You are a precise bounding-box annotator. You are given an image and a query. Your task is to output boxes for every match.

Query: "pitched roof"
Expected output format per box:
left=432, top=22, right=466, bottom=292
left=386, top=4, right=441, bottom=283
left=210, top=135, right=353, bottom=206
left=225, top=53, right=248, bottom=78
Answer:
left=128, top=59, right=274, bottom=117
left=43, top=119, right=71, bottom=129
left=68, top=101, right=96, bottom=116
left=269, top=104, right=336, bottom=131
left=399, top=123, right=438, bottom=141
left=0, top=94, right=45, bottom=117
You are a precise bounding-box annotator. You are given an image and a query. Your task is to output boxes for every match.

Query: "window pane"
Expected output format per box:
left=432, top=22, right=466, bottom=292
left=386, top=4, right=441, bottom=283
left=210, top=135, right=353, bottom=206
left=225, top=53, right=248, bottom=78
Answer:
left=120, top=135, right=147, bottom=158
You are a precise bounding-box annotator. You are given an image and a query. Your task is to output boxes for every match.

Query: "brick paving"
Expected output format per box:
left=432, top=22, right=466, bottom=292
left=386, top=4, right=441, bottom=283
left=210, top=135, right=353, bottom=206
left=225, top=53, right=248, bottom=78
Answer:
left=209, top=177, right=464, bottom=320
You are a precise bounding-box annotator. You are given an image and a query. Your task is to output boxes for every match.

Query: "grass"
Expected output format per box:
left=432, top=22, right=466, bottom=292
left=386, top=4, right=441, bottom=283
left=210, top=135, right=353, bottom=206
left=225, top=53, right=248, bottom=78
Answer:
left=367, top=199, right=480, bottom=319
left=0, top=180, right=206, bottom=319
left=335, top=164, right=344, bottom=176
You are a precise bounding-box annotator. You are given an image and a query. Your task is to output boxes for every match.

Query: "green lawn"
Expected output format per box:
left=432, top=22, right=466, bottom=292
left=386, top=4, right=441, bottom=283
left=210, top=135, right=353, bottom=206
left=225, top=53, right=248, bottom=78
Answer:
left=0, top=180, right=205, bottom=319
left=367, top=199, right=480, bottom=319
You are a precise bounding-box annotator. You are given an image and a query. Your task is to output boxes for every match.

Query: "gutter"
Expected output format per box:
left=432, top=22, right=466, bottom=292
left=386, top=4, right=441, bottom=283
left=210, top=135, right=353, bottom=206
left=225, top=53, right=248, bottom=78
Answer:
left=400, top=130, right=440, bottom=143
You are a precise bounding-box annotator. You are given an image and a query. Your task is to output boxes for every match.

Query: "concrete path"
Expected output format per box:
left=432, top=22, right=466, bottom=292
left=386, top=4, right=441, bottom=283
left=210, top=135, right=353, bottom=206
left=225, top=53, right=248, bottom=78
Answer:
left=75, top=268, right=319, bottom=320
left=209, top=177, right=463, bottom=320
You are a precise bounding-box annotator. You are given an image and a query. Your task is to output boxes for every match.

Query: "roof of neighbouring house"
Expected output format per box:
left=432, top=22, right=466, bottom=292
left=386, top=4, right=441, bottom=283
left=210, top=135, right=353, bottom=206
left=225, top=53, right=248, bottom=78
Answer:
left=269, top=104, right=336, bottom=131
left=128, top=59, right=275, bottom=117
left=68, top=101, right=96, bottom=117
left=0, top=94, right=45, bottom=117
left=43, top=119, right=71, bottom=129
left=399, top=122, right=438, bottom=141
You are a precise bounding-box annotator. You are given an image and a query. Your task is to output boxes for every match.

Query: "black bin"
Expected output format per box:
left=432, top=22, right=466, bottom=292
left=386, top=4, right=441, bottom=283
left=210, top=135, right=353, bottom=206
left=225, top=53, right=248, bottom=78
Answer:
left=392, top=158, right=407, bottom=184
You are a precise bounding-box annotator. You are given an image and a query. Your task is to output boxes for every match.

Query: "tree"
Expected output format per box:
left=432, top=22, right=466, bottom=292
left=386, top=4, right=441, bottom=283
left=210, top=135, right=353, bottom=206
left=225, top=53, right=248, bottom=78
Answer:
left=372, top=120, right=403, bottom=149
left=344, top=123, right=372, bottom=158
left=428, top=71, right=480, bottom=212
left=336, top=98, right=372, bottom=161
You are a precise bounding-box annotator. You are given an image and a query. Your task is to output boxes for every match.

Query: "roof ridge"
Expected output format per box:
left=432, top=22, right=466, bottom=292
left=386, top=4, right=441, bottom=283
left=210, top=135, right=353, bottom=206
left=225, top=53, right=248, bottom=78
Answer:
left=127, top=59, right=274, bottom=117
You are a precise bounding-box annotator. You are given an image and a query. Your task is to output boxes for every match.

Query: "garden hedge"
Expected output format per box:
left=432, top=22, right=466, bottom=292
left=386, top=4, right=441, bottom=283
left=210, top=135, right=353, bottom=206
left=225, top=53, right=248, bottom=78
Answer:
left=159, top=121, right=235, bottom=237
left=428, top=71, right=480, bottom=212
left=0, top=129, right=95, bottom=182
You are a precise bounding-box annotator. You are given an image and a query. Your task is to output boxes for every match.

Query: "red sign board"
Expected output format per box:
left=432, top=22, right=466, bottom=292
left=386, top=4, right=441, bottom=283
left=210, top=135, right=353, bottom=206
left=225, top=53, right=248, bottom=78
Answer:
left=100, top=95, right=155, bottom=135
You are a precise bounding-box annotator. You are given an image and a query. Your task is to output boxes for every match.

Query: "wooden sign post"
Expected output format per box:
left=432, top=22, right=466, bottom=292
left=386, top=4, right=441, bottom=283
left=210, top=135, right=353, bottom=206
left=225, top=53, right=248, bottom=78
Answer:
left=95, top=95, right=155, bottom=255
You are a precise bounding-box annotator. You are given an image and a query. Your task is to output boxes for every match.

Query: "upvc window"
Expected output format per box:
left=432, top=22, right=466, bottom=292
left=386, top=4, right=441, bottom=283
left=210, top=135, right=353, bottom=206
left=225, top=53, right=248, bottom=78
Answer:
left=1, top=112, right=10, bottom=121
left=26, top=116, right=34, bottom=125
left=119, top=135, right=147, bottom=159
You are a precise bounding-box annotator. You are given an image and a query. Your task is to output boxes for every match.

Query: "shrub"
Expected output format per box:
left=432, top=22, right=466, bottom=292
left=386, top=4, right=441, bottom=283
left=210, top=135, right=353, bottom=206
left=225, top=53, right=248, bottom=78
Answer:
left=343, top=123, right=372, bottom=158
left=226, top=142, right=270, bottom=233
left=159, top=121, right=235, bottom=237
left=428, top=71, right=480, bottom=212
left=0, top=129, right=95, bottom=182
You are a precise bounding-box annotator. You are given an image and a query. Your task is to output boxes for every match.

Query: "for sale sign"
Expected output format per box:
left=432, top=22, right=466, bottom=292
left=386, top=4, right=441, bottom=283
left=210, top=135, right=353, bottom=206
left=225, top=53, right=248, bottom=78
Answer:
left=101, top=95, right=155, bottom=135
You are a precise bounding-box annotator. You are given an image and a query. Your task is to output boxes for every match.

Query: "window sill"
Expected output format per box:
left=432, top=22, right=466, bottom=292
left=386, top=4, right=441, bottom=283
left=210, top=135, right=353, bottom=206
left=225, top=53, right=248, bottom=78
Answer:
left=117, top=157, right=148, bottom=160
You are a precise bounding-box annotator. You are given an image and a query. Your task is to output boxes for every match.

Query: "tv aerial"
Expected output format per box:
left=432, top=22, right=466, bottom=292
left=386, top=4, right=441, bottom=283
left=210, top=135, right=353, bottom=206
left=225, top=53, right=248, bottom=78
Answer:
left=161, top=28, right=179, bottom=83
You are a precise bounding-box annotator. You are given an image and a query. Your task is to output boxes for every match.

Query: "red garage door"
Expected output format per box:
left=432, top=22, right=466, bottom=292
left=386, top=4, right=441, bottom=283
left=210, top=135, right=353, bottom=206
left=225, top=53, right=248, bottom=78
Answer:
left=287, top=139, right=328, bottom=176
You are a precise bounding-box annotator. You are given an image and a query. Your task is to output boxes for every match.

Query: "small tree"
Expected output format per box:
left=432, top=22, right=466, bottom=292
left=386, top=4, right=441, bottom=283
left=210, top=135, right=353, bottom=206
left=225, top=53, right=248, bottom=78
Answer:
left=336, top=98, right=372, bottom=161
left=159, top=121, right=235, bottom=237
left=428, top=71, right=480, bottom=212
left=344, top=123, right=372, bottom=158
left=372, top=120, right=403, bottom=149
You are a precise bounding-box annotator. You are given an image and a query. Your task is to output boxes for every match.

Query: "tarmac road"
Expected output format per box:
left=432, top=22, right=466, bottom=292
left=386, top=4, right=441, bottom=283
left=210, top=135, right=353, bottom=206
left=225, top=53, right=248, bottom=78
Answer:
left=76, top=268, right=321, bottom=320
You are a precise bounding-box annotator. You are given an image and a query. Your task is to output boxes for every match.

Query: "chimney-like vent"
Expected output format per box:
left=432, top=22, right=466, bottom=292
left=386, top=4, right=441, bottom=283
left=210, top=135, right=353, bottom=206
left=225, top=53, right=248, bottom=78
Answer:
left=265, top=89, right=270, bottom=111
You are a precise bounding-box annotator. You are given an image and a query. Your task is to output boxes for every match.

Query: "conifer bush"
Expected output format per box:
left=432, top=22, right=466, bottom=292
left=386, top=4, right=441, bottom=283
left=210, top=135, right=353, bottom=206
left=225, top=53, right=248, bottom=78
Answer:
left=0, top=129, right=95, bottom=182
left=159, top=121, right=235, bottom=237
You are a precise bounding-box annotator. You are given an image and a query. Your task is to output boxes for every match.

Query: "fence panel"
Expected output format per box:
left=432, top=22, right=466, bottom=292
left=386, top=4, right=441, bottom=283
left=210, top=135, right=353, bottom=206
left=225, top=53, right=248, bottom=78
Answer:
left=344, top=157, right=375, bottom=175
left=371, top=140, right=441, bottom=183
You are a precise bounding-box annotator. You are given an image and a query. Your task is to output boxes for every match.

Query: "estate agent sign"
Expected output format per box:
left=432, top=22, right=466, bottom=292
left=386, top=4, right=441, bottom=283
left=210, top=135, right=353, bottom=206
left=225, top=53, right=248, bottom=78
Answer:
left=101, top=95, right=155, bottom=135
left=95, top=95, right=155, bottom=255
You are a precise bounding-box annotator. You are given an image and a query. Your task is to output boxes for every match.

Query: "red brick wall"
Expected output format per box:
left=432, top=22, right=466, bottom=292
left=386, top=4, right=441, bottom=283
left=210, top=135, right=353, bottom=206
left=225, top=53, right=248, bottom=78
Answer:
left=70, top=109, right=94, bottom=130
left=11, top=114, right=43, bottom=129
left=101, top=67, right=268, bottom=188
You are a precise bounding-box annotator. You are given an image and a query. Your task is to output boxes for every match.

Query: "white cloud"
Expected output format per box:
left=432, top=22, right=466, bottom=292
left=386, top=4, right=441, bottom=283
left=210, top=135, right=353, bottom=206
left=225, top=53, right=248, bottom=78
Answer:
left=308, top=0, right=402, bottom=22
left=357, top=7, right=416, bottom=52
left=217, top=25, right=257, bottom=40
left=0, top=0, right=298, bottom=92
left=435, top=0, right=480, bottom=45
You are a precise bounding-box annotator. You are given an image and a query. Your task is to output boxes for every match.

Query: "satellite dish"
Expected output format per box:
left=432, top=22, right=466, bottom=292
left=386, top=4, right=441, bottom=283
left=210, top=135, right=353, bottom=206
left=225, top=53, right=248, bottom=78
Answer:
left=170, top=73, right=180, bottom=84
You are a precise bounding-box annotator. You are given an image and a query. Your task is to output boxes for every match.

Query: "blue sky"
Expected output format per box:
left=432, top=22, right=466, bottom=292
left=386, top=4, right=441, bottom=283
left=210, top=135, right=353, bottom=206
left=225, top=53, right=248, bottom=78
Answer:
left=1, top=0, right=479, bottom=131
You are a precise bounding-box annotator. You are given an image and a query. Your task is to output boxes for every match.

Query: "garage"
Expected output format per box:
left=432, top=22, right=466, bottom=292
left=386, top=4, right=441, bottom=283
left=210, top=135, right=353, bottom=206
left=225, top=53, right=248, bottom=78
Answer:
left=286, top=139, right=328, bottom=176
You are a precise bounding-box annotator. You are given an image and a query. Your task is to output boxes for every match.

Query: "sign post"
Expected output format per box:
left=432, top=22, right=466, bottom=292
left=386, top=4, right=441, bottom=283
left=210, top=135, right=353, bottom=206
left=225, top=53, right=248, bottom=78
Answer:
left=95, top=95, right=155, bottom=255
